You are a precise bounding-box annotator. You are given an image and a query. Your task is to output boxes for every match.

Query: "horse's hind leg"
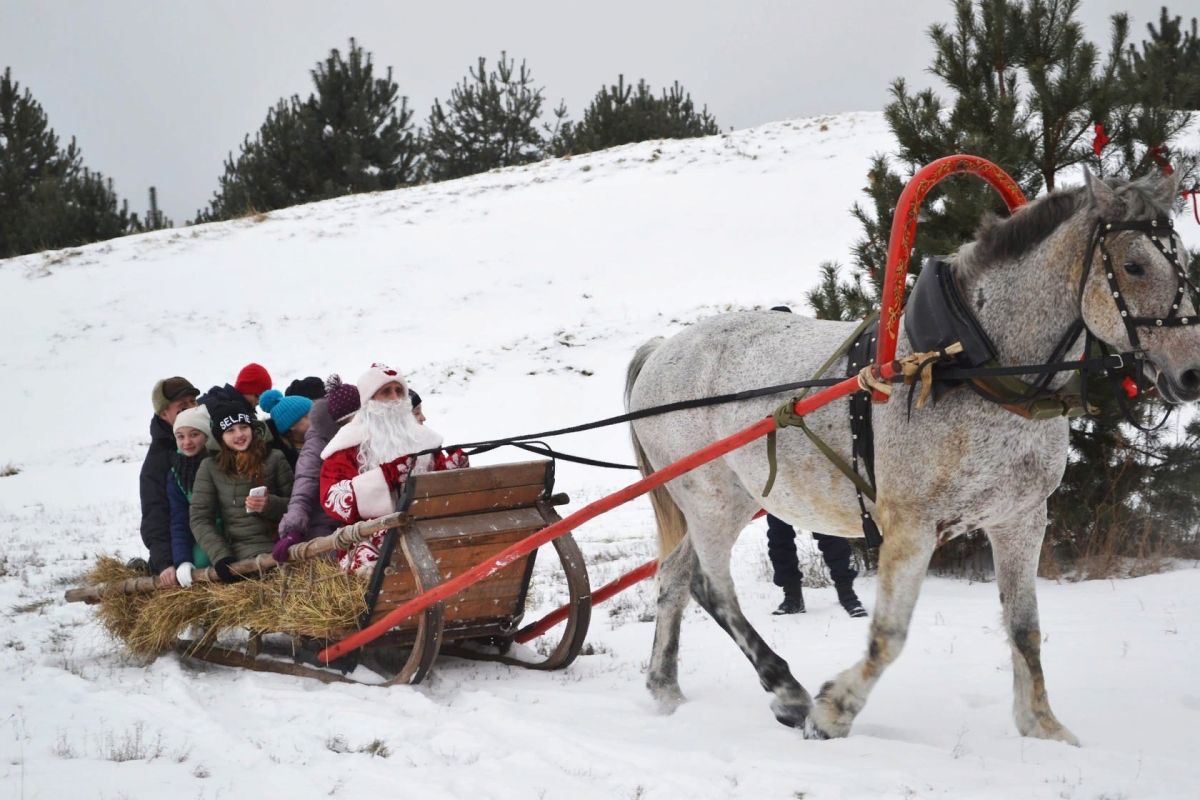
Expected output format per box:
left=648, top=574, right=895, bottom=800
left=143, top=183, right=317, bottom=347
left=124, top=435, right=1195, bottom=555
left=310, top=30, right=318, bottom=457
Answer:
left=986, top=515, right=1079, bottom=745
left=688, top=527, right=813, bottom=728
left=808, top=509, right=935, bottom=739
left=647, top=535, right=696, bottom=712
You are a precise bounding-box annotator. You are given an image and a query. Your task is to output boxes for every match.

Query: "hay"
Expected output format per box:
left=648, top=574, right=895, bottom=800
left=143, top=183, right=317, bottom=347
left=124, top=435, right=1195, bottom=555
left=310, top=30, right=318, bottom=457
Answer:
left=84, top=555, right=369, bottom=658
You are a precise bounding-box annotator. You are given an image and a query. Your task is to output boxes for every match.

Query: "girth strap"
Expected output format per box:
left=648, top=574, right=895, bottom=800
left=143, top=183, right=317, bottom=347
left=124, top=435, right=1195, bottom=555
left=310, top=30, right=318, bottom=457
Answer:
left=763, top=314, right=877, bottom=497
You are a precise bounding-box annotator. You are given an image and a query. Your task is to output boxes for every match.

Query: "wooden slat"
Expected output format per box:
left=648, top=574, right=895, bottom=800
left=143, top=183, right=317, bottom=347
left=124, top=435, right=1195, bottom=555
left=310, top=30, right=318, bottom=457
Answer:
left=368, top=527, right=536, bottom=627
left=416, top=508, right=546, bottom=541
left=405, top=461, right=550, bottom=501
left=406, top=483, right=546, bottom=519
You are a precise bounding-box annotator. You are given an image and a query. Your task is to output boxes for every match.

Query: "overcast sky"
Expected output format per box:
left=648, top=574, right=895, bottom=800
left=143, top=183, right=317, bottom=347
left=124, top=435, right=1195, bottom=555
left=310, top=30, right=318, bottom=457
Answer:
left=1, top=0, right=1144, bottom=223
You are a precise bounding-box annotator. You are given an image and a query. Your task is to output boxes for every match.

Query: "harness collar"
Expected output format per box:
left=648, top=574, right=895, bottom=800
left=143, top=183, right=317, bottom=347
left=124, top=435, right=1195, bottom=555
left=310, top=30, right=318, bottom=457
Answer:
left=904, top=257, right=1088, bottom=418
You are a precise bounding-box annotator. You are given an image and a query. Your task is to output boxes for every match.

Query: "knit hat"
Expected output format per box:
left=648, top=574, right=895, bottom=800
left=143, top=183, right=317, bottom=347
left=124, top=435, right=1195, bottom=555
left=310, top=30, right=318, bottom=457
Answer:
left=285, top=376, right=326, bottom=400
left=208, top=397, right=257, bottom=439
left=172, top=405, right=212, bottom=441
left=357, top=362, right=406, bottom=404
left=234, top=363, right=272, bottom=397
left=261, top=390, right=313, bottom=435
left=325, top=374, right=361, bottom=423
left=409, top=389, right=422, bottom=410
left=152, top=376, right=200, bottom=414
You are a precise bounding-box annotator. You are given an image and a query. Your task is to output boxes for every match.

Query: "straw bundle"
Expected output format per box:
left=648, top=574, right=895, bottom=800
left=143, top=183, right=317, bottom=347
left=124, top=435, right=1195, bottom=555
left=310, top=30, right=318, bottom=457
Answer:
left=85, top=555, right=369, bottom=658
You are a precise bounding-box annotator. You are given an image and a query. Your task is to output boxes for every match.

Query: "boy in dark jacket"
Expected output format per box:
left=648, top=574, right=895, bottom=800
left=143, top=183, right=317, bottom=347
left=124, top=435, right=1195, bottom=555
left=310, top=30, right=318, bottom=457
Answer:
left=139, top=376, right=200, bottom=585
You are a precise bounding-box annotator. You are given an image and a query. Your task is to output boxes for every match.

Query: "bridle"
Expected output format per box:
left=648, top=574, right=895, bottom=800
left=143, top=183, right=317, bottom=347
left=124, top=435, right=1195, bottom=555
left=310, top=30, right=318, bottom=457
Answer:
left=1075, top=215, right=1199, bottom=427
left=1080, top=215, right=1198, bottom=348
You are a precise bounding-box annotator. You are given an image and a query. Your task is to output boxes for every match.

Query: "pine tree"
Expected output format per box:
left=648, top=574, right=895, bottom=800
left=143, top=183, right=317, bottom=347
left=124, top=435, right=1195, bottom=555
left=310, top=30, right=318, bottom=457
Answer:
left=0, top=67, right=137, bottom=257
left=300, top=39, right=419, bottom=195
left=550, top=75, right=720, bottom=157
left=197, top=40, right=420, bottom=222
left=423, top=52, right=547, bottom=182
left=1088, top=10, right=1196, bottom=179
left=1122, top=7, right=1200, bottom=111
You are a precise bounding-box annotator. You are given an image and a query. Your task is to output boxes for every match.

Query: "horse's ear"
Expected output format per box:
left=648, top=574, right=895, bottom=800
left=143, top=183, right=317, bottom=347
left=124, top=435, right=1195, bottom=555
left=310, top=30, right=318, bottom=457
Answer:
left=1149, top=168, right=1183, bottom=209
left=1082, top=168, right=1120, bottom=217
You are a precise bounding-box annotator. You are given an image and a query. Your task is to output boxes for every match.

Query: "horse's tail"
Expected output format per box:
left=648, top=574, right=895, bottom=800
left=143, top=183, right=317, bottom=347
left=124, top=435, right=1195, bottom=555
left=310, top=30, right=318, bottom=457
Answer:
left=626, top=337, right=689, bottom=557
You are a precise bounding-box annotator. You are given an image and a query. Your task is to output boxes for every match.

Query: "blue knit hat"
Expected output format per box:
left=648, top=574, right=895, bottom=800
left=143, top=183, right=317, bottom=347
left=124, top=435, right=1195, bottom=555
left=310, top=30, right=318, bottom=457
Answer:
left=261, top=390, right=313, bottom=434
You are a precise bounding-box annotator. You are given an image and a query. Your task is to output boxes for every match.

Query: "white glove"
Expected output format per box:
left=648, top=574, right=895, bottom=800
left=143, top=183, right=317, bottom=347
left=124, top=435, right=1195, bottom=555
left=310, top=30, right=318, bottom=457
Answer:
left=177, top=562, right=194, bottom=588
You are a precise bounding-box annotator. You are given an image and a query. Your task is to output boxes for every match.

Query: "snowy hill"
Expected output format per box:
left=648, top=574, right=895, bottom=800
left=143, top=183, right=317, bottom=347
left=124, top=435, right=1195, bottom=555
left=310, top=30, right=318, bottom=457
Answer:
left=2, top=111, right=1200, bottom=799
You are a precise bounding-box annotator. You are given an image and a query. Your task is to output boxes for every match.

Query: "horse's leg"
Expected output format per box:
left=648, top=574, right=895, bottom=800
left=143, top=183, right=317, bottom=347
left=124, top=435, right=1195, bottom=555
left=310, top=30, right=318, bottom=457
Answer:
left=986, top=516, right=1080, bottom=745
left=807, top=509, right=935, bottom=739
left=646, top=535, right=696, bottom=712
left=687, top=523, right=813, bottom=728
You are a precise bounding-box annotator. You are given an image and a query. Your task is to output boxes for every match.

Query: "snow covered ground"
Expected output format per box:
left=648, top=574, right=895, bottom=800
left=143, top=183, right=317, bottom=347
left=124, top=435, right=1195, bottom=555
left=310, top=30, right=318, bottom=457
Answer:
left=2, top=111, right=1199, bottom=799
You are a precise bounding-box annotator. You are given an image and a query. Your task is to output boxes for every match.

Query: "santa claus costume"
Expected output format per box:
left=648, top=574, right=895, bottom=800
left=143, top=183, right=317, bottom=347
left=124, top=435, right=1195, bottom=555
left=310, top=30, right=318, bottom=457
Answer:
left=319, top=364, right=467, bottom=574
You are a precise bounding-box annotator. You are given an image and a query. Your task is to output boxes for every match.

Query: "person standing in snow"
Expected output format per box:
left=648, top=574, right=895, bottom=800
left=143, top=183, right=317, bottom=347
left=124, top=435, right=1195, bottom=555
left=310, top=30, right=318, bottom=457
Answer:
left=139, top=376, right=200, bottom=586
left=319, top=364, right=468, bottom=574
left=764, top=305, right=867, bottom=618
left=272, top=376, right=362, bottom=562
left=190, top=397, right=294, bottom=582
left=766, top=514, right=867, bottom=617
left=167, top=405, right=214, bottom=588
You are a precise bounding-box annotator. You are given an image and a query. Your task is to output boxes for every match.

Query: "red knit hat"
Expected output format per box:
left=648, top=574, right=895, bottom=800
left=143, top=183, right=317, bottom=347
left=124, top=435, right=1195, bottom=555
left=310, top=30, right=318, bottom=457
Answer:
left=234, top=362, right=272, bottom=396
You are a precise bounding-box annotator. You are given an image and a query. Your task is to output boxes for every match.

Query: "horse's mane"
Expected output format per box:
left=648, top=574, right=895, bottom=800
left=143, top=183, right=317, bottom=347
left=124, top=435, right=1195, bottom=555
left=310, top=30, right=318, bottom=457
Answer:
left=955, top=172, right=1175, bottom=279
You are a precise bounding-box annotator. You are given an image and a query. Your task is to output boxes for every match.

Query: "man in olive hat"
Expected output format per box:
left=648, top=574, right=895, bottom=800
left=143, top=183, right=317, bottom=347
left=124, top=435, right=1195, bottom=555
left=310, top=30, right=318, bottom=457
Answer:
left=138, top=376, right=200, bottom=586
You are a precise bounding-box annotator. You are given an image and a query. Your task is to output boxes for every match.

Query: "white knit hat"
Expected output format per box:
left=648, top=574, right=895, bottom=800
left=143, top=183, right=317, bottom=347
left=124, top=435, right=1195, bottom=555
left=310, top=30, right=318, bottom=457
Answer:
left=357, top=363, right=407, bottom=403
left=172, top=405, right=212, bottom=441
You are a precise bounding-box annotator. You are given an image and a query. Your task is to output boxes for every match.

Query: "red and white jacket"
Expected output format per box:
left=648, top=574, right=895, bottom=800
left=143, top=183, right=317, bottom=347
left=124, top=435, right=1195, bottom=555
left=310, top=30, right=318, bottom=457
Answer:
left=319, top=418, right=468, bottom=574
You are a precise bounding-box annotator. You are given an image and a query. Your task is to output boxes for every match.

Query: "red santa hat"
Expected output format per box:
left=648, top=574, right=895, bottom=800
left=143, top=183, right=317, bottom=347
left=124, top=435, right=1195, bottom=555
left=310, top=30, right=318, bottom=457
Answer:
left=357, top=363, right=407, bottom=403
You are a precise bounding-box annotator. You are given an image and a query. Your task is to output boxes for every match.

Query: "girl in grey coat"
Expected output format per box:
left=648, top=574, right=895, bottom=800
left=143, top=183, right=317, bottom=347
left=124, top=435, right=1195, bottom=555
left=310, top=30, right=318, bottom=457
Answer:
left=191, top=399, right=294, bottom=581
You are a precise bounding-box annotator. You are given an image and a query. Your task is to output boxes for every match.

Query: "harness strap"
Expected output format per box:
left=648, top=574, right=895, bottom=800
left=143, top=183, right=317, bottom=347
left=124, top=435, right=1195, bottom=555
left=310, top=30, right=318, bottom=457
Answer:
left=762, top=313, right=877, bottom=497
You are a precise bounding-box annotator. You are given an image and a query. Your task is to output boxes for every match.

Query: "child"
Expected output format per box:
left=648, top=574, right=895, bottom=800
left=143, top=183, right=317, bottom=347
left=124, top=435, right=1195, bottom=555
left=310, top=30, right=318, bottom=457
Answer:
left=190, top=398, right=294, bottom=582
left=259, top=389, right=313, bottom=469
left=272, top=376, right=361, bottom=562
left=168, top=405, right=214, bottom=587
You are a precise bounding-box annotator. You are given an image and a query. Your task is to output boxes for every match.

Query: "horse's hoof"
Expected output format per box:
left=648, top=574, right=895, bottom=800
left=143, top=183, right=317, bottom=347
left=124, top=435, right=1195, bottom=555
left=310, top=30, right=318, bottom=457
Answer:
left=1020, top=718, right=1081, bottom=746
left=801, top=717, right=830, bottom=740
left=770, top=697, right=811, bottom=729
left=647, top=682, right=686, bottom=714
left=807, top=695, right=853, bottom=739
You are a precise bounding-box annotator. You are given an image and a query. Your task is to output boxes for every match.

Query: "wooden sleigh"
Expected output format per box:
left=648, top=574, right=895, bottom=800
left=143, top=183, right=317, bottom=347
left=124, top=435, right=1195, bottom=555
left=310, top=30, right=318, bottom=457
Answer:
left=176, top=460, right=593, bottom=685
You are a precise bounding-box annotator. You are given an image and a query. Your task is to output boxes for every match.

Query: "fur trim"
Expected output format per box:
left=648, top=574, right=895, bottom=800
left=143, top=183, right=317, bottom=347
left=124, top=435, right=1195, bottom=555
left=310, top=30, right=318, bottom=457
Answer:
left=350, top=469, right=394, bottom=518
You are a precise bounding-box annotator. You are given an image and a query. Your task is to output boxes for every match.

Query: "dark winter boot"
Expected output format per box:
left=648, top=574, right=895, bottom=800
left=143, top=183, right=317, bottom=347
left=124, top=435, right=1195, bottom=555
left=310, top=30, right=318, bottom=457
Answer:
left=772, top=586, right=805, bottom=615
left=836, top=582, right=867, bottom=618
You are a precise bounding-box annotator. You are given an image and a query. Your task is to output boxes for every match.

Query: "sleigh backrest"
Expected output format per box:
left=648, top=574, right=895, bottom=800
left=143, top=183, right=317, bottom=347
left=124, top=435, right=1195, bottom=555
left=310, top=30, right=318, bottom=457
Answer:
left=362, top=460, right=561, bottom=639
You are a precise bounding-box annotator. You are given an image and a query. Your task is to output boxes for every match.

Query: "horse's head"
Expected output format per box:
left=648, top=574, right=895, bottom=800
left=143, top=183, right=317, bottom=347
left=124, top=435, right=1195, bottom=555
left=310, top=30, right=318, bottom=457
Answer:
left=1077, top=169, right=1200, bottom=404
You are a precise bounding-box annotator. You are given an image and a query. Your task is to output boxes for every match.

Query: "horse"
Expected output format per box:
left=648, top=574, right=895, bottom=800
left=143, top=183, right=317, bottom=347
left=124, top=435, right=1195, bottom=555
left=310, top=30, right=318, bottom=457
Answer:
left=624, top=169, right=1199, bottom=744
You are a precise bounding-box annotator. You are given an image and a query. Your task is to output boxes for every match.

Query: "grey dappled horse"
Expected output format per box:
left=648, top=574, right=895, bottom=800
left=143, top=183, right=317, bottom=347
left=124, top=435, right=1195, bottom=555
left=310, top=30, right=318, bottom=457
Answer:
left=625, top=170, right=1199, bottom=744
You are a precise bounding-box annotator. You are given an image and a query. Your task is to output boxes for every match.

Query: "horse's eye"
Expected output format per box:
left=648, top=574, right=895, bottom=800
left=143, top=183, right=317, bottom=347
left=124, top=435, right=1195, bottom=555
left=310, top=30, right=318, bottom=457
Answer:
left=1123, top=261, right=1145, bottom=277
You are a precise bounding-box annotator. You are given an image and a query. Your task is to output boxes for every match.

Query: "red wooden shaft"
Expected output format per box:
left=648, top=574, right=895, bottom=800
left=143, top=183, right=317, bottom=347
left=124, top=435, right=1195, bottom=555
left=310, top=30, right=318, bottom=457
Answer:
left=514, top=558, right=659, bottom=643
left=875, top=155, right=1027, bottom=386
left=514, top=510, right=769, bottom=642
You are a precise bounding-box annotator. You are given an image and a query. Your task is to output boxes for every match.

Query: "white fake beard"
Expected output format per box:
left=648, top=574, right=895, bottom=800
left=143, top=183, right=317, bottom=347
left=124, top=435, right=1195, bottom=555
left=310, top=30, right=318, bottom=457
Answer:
left=356, top=399, right=444, bottom=473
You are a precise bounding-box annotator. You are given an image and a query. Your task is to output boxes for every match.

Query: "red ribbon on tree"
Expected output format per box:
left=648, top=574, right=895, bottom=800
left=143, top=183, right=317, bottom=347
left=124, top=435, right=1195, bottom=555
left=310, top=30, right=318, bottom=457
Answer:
left=1092, top=123, right=1110, bottom=156
left=1149, top=144, right=1174, bottom=175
